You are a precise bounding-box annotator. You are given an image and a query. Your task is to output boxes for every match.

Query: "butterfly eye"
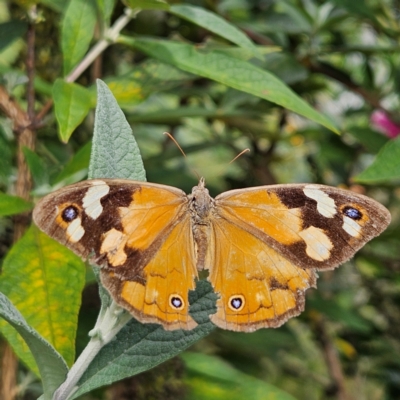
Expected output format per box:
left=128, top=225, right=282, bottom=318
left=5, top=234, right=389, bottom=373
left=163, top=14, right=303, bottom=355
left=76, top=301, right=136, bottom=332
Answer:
left=61, top=206, right=79, bottom=222
left=342, top=206, right=362, bottom=221
left=169, top=294, right=184, bottom=310
left=228, top=295, right=245, bottom=312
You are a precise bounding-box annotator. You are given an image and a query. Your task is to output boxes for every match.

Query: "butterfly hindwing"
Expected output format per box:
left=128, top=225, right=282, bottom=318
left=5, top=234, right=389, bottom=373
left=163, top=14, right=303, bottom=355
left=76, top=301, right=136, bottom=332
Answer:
left=207, top=217, right=317, bottom=332
left=101, top=216, right=198, bottom=330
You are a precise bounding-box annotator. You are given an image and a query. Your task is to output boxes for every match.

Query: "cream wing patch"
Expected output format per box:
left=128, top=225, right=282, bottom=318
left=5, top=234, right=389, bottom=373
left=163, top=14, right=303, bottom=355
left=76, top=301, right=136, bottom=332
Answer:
left=342, top=216, right=362, bottom=238
left=82, top=180, right=110, bottom=219
left=303, top=185, right=336, bottom=218
left=66, top=217, right=85, bottom=242
left=298, top=226, right=333, bottom=261
left=100, top=228, right=128, bottom=266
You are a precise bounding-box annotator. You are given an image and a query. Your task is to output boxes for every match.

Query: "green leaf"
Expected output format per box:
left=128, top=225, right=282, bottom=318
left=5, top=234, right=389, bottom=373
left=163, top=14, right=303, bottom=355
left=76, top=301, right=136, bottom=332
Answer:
left=355, top=136, right=400, bottom=183
left=54, top=141, right=92, bottom=184
left=97, top=0, right=116, bottom=25
left=53, top=79, right=92, bottom=142
left=0, top=226, right=86, bottom=372
left=122, top=0, right=169, bottom=10
left=70, top=281, right=217, bottom=399
left=0, top=20, right=27, bottom=52
left=22, top=147, right=49, bottom=188
left=89, top=80, right=146, bottom=181
left=0, top=193, right=32, bottom=216
left=0, top=292, right=68, bottom=400
left=121, top=38, right=338, bottom=134
left=182, top=352, right=296, bottom=400
left=347, top=127, right=388, bottom=154
left=169, top=5, right=257, bottom=53
left=61, top=0, right=97, bottom=75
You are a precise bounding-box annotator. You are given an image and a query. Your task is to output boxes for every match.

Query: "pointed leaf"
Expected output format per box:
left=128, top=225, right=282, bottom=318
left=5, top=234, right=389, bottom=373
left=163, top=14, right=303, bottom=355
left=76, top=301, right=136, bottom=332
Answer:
left=355, top=136, right=400, bottom=183
left=0, top=292, right=68, bottom=400
left=0, top=193, right=32, bottom=216
left=169, top=5, right=257, bottom=53
left=70, top=281, right=216, bottom=398
left=53, top=79, right=92, bottom=142
left=0, top=226, right=86, bottom=372
left=121, top=38, right=338, bottom=134
left=97, top=0, right=116, bottom=25
left=61, top=0, right=97, bottom=75
left=89, top=80, right=146, bottom=181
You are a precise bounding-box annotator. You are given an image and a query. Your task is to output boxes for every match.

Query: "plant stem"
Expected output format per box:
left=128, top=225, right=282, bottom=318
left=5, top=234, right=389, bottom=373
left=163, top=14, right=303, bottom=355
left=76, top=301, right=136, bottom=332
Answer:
left=52, top=301, right=131, bottom=400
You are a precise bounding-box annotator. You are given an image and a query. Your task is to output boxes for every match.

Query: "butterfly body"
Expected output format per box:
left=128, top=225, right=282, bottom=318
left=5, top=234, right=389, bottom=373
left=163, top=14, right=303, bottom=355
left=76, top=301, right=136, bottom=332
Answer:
left=33, top=179, right=390, bottom=332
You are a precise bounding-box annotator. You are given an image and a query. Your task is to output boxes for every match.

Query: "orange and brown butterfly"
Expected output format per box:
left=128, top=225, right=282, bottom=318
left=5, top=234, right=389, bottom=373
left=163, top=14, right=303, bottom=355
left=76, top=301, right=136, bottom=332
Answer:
left=33, top=178, right=390, bottom=332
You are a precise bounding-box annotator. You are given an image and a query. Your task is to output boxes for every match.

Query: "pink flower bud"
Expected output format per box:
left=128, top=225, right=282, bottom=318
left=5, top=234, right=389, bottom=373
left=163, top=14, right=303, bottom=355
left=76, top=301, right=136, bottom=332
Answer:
left=371, top=110, right=400, bottom=138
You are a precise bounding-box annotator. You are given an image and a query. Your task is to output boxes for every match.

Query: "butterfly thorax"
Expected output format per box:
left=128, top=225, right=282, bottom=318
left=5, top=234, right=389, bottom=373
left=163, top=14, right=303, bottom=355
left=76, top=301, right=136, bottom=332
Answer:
left=188, top=178, right=215, bottom=224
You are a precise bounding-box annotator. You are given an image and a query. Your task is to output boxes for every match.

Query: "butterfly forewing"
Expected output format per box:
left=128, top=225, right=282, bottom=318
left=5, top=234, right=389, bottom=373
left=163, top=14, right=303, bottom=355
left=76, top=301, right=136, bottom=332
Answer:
left=215, top=184, right=391, bottom=270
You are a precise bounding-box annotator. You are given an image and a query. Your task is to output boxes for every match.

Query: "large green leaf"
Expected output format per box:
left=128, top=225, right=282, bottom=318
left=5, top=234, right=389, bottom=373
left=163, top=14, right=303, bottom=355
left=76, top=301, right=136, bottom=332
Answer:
left=53, top=79, right=92, bottom=142
left=355, top=136, right=400, bottom=183
left=0, top=226, right=86, bottom=372
left=89, top=80, right=146, bottom=181
left=61, top=0, right=97, bottom=75
left=0, top=292, right=68, bottom=400
left=120, top=37, right=338, bottom=134
left=0, top=193, right=32, bottom=216
left=169, top=5, right=258, bottom=54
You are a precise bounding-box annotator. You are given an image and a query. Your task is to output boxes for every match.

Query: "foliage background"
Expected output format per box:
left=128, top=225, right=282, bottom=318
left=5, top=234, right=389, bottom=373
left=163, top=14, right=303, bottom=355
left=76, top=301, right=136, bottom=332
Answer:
left=0, top=0, right=399, bottom=399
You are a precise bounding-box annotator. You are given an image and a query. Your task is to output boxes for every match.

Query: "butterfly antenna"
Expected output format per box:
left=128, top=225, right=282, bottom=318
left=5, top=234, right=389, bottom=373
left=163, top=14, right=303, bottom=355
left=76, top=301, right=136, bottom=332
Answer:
left=229, top=148, right=250, bottom=164
left=215, top=149, right=251, bottom=180
left=163, top=132, right=187, bottom=158
left=163, top=132, right=201, bottom=180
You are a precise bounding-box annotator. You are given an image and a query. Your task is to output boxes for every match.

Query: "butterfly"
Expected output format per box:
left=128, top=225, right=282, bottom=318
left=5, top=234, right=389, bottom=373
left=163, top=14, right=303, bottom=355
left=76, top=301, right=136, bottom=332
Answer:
left=33, top=178, right=390, bottom=332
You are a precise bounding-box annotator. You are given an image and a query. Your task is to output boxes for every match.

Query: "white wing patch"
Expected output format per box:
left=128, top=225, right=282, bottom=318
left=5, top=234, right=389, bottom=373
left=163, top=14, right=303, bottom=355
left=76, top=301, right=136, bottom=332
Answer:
left=66, top=217, right=85, bottom=242
left=83, top=180, right=110, bottom=219
left=303, top=185, right=336, bottom=218
left=342, top=216, right=362, bottom=238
